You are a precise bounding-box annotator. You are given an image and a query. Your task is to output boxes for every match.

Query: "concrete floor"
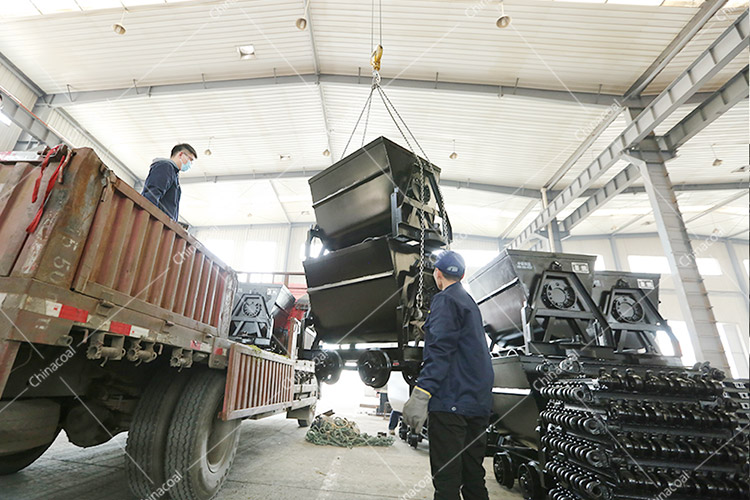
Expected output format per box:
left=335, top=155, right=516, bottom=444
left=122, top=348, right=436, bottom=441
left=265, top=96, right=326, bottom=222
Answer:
left=0, top=412, right=524, bottom=500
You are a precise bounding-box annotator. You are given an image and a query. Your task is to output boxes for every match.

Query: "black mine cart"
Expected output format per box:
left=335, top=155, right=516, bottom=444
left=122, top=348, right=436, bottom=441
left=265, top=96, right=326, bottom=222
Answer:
left=468, top=249, right=748, bottom=500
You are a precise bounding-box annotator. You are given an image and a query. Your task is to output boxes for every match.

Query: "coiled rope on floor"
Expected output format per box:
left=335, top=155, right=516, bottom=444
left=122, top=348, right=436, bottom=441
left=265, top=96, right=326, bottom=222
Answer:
left=305, top=415, right=395, bottom=448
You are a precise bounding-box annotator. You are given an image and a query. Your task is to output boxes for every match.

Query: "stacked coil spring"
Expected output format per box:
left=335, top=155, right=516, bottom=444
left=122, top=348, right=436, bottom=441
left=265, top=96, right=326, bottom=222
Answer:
left=539, top=367, right=749, bottom=499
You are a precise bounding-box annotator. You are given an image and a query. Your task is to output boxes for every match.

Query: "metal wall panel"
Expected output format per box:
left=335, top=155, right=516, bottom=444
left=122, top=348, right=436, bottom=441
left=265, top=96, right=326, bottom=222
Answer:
left=0, top=64, right=38, bottom=151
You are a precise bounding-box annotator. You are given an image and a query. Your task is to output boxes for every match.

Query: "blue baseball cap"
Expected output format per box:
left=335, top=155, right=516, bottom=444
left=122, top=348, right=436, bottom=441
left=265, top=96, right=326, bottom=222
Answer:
left=435, top=251, right=466, bottom=279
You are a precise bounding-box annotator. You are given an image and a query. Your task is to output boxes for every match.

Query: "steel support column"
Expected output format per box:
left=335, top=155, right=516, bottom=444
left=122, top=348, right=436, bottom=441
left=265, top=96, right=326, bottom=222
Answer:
left=724, top=240, right=750, bottom=314
left=627, top=151, right=731, bottom=373
left=609, top=236, right=623, bottom=271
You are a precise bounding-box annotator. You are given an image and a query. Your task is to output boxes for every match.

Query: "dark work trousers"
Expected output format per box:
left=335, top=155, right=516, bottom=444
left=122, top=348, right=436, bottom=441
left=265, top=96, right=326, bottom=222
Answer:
left=428, top=411, right=489, bottom=500
left=389, top=410, right=402, bottom=431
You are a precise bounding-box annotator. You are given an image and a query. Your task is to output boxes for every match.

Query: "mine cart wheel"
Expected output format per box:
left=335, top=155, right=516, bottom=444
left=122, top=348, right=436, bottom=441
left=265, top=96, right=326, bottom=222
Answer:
left=398, top=421, right=409, bottom=441
left=517, top=461, right=545, bottom=500
left=0, top=434, right=58, bottom=475
left=357, top=349, right=391, bottom=388
left=126, top=369, right=190, bottom=499
left=165, top=370, right=241, bottom=500
left=407, top=431, right=420, bottom=449
left=401, top=362, right=421, bottom=387
left=315, top=350, right=343, bottom=385
left=493, top=451, right=515, bottom=489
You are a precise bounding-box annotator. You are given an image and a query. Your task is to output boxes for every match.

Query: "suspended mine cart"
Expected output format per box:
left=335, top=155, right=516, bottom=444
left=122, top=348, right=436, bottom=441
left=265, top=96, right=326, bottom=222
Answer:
left=468, top=249, right=748, bottom=500
left=0, top=147, right=318, bottom=500
left=302, top=136, right=451, bottom=388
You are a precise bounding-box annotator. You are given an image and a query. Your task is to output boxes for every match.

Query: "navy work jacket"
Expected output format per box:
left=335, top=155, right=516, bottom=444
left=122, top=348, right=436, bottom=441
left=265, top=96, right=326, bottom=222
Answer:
left=142, top=158, right=181, bottom=221
left=417, top=282, right=494, bottom=417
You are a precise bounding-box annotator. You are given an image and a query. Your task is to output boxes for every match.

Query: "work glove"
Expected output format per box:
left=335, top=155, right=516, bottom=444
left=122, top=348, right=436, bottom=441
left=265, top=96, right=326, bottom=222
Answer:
left=402, top=387, right=430, bottom=432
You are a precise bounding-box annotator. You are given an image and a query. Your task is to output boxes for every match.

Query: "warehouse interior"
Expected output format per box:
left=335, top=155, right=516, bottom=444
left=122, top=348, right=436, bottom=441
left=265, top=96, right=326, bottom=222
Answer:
left=0, top=1, right=748, bottom=500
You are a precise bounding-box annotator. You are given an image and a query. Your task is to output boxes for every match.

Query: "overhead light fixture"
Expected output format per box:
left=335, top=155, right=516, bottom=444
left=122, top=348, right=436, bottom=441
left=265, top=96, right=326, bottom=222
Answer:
left=496, top=1, right=511, bottom=29
left=237, top=45, right=256, bottom=60
left=296, top=0, right=309, bottom=30
left=732, top=165, right=749, bottom=173
left=322, top=149, right=330, bottom=157
left=710, top=143, right=722, bottom=167
left=279, top=154, right=291, bottom=161
left=204, top=136, right=213, bottom=156
left=113, top=9, right=127, bottom=35
left=449, top=139, right=458, bottom=160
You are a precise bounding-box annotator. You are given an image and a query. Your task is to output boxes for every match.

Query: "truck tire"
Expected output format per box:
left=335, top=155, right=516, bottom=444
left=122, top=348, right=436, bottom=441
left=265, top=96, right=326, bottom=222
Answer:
left=125, top=370, right=189, bottom=499
left=165, top=370, right=240, bottom=500
left=0, top=434, right=57, bottom=475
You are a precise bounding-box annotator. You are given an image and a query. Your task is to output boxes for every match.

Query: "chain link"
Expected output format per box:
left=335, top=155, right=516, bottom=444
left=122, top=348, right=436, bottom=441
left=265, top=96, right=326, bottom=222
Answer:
left=416, top=158, right=427, bottom=310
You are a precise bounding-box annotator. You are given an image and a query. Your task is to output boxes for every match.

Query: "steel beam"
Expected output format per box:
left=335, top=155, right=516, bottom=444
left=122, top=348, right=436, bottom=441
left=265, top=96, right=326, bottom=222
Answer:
left=0, top=87, right=66, bottom=146
left=37, top=73, right=717, bottom=110
left=624, top=0, right=729, bottom=98
left=510, top=11, right=749, bottom=249
left=560, top=66, right=749, bottom=233
left=180, top=170, right=324, bottom=185
left=180, top=169, right=748, bottom=201
left=684, top=190, right=748, bottom=224
left=0, top=51, right=139, bottom=186
left=543, top=1, right=728, bottom=191
left=500, top=199, right=539, bottom=240
left=629, top=152, right=731, bottom=373
left=658, top=65, right=750, bottom=151
left=561, top=163, right=641, bottom=233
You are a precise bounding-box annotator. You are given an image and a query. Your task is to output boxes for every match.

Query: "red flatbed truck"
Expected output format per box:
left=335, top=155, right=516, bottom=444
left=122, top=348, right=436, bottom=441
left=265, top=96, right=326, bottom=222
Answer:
left=0, top=146, right=318, bottom=500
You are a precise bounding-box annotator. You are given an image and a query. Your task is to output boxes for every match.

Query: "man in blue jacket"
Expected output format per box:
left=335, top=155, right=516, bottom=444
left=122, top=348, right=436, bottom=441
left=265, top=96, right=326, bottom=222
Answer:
left=141, top=143, right=197, bottom=221
left=403, top=251, right=494, bottom=500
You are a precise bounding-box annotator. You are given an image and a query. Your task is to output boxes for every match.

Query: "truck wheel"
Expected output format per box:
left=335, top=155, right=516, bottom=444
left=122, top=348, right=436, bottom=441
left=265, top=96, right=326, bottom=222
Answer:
left=0, top=436, right=57, bottom=475
left=165, top=370, right=240, bottom=500
left=125, top=370, right=189, bottom=499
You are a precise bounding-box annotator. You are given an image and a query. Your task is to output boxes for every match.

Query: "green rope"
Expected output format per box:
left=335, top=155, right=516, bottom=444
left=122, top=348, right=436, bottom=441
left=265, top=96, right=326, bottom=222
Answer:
left=305, top=416, right=395, bottom=448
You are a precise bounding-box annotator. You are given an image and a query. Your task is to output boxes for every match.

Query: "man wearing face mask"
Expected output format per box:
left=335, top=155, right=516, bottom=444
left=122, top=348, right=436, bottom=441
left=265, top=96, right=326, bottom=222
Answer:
left=141, top=143, right=197, bottom=221
left=402, top=251, right=494, bottom=500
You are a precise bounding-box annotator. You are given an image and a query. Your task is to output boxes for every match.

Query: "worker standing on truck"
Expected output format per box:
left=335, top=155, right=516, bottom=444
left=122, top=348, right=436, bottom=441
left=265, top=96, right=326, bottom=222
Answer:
left=141, top=143, right=197, bottom=221
left=403, top=251, right=494, bottom=500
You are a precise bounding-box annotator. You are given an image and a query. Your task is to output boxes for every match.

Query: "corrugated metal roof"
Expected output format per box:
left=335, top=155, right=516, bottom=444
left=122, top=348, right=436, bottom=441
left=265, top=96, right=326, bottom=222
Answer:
left=63, top=82, right=330, bottom=179
left=0, top=0, right=745, bottom=239
left=312, top=0, right=700, bottom=94
left=0, top=0, right=313, bottom=93
left=325, top=82, right=613, bottom=189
